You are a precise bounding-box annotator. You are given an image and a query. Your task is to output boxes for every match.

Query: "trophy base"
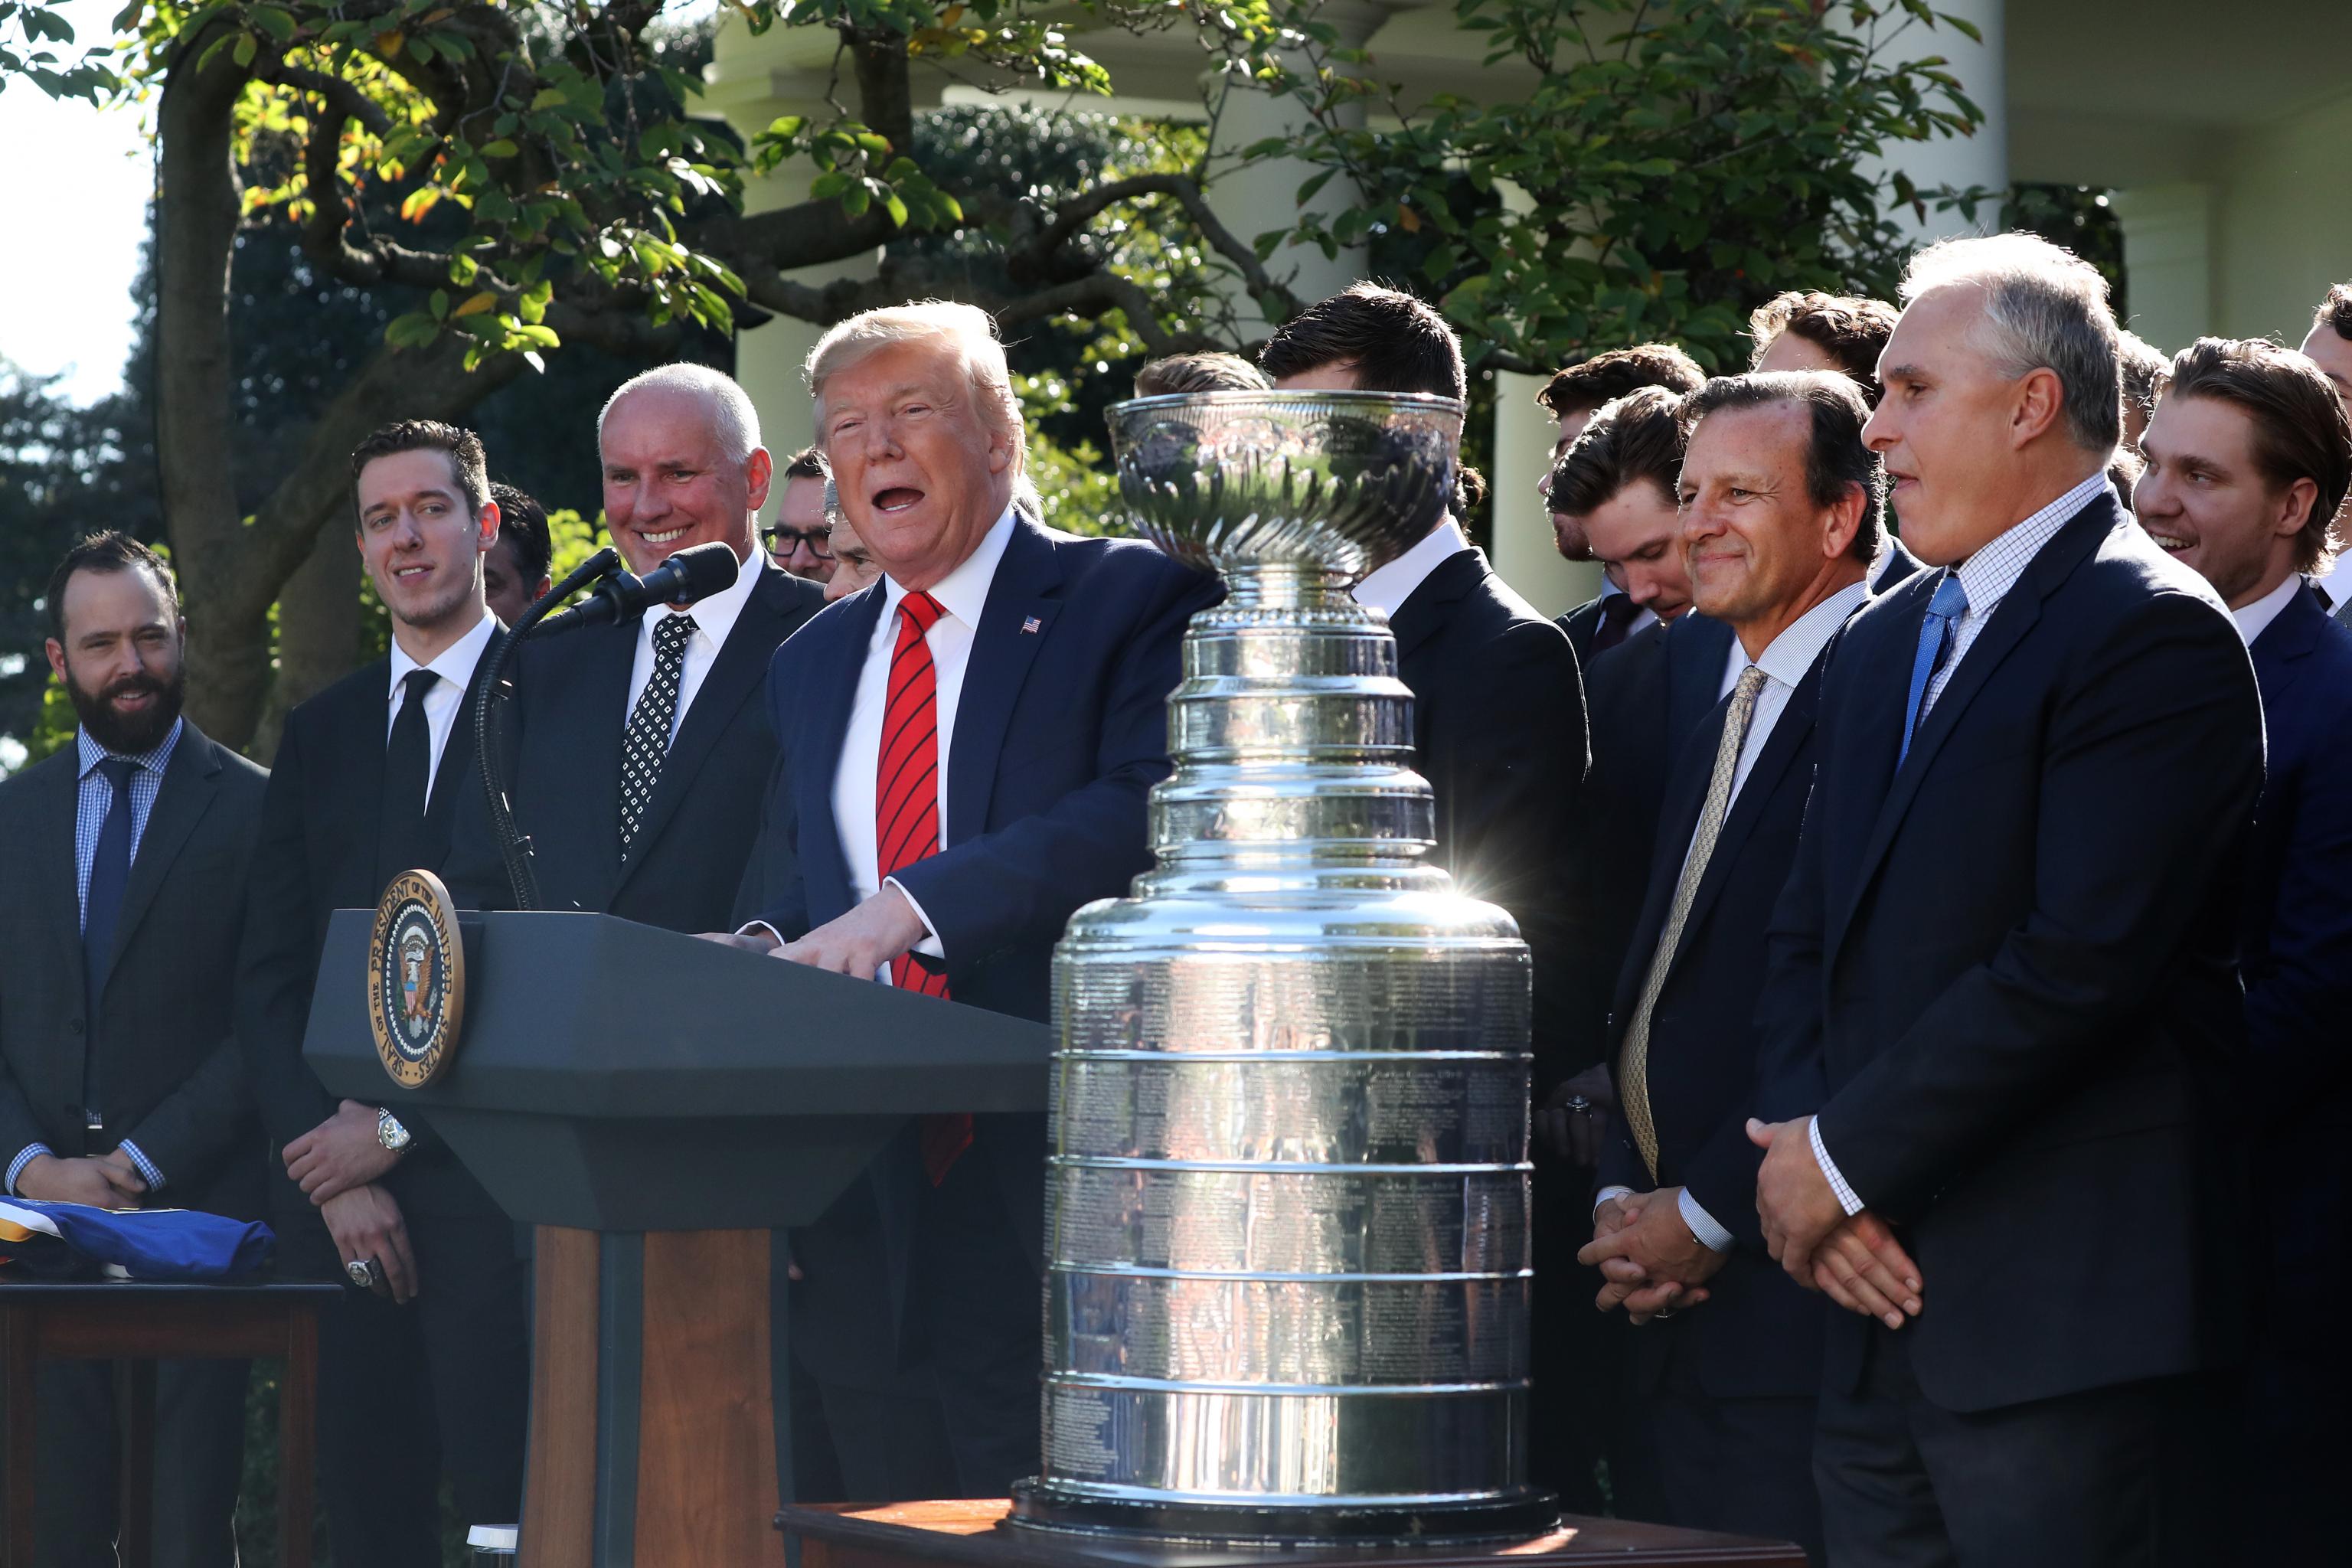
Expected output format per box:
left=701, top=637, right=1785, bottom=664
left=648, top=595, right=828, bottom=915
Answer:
left=1004, top=1480, right=1561, bottom=1548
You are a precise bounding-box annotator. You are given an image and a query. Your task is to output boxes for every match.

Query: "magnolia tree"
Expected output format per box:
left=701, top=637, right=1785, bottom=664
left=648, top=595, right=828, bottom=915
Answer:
left=0, top=0, right=1983, bottom=749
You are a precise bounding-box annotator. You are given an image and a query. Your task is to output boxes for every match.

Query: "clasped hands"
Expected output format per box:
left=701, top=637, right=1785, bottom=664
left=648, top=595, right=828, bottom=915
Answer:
left=1747, top=1117, right=1924, bottom=1330
left=1576, top=1187, right=1726, bottom=1324
left=14, top=1148, right=147, bottom=1210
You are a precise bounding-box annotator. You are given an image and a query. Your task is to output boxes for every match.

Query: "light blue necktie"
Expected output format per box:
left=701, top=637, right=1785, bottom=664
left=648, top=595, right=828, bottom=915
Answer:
left=1898, top=573, right=1970, bottom=768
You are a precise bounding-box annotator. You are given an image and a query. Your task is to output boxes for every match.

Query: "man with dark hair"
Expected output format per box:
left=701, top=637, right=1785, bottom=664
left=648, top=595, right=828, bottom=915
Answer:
left=1550, top=388, right=1700, bottom=633
left=1747, top=292, right=1900, bottom=397
left=1575, top=373, right=1895, bottom=1562
left=1537, top=347, right=1707, bottom=658
left=2, top=531, right=267, bottom=1566
left=239, top=417, right=530, bottom=1564
left=768, top=446, right=836, bottom=586
left=1751, top=233, right=2257, bottom=1567
left=1133, top=351, right=1268, bottom=397
left=485, top=480, right=554, bottom=625
left=2115, top=328, right=2167, bottom=452
left=2299, top=283, right=2352, bottom=410
left=2135, top=337, right=2352, bottom=1561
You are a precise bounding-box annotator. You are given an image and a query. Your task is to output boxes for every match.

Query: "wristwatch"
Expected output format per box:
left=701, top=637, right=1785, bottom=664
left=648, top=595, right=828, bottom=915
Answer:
left=376, top=1109, right=412, bottom=1153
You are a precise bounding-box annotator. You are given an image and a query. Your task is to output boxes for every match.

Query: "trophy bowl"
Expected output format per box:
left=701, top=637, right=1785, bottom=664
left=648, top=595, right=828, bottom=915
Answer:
left=1008, top=389, right=1554, bottom=1547
left=1103, top=390, right=1465, bottom=580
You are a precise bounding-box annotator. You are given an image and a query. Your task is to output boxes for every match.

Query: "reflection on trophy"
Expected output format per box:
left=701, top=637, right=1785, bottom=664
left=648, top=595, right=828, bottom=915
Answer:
left=1010, top=391, right=1557, bottom=1544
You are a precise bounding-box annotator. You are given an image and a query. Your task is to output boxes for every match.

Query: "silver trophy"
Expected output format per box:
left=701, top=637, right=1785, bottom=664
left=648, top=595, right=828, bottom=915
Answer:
left=1008, top=392, right=1557, bottom=1544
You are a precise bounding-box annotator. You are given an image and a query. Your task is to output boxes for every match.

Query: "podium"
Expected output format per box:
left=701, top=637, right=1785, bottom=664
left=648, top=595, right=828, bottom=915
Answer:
left=303, top=910, right=1050, bottom=1568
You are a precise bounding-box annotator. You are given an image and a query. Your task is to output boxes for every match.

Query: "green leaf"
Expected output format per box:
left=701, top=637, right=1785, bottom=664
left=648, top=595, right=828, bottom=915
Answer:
left=481, top=139, right=518, bottom=158
left=384, top=312, right=439, bottom=348
left=230, top=30, right=256, bottom=66
left=247, top=5, right=295, bottom=42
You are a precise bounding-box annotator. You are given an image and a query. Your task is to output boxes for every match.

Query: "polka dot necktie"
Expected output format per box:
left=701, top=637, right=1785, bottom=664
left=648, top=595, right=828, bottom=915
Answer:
left=619, top=612, right=695, bottom=856
left=877, top=590, right=972, bottom=1184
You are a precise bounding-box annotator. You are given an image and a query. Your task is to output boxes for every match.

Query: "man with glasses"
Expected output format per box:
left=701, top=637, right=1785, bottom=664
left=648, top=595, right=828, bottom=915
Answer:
left=768, top=447, right=836, bottom=585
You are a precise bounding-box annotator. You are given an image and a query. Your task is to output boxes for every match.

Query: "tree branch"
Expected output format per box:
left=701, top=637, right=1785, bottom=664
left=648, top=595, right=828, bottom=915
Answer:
left=1024, top=172, right=1303, bottom=322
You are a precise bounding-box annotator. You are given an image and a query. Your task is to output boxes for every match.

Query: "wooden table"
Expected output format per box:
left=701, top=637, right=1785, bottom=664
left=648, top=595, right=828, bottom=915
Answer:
left=0, top=1276, right=341, bottom=1568
left=776, top=1500, right=1810, bottom=1568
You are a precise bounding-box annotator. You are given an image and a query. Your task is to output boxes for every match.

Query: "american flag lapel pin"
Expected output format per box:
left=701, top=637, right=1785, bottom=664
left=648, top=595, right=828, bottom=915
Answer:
left=1021, top=616, right=1042, bottom=635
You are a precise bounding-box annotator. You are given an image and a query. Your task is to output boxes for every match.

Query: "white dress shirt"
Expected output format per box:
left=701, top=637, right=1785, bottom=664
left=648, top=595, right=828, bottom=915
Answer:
left=1599, top=579, right=1870, bottom=1249
left=1811, top=471, right=2112, bottom=1217
left=831, top=508, right=1020, bottom=972
left=386, top=609, right=499, bottom=801
left=1352, top=517, right=1472, bottom=617
left=622, top=545, right=767, bottom=745
left=2230, top=572, right=2301, bottom=648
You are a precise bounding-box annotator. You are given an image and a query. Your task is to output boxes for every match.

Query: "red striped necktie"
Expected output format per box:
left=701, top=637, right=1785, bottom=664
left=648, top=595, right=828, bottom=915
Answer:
left=877, top=590, right=972, bottom=1184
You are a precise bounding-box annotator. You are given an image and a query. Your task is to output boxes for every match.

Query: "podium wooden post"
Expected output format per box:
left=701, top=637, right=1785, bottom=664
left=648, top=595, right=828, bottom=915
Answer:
left=303, top=910, right=1050, bottom=1568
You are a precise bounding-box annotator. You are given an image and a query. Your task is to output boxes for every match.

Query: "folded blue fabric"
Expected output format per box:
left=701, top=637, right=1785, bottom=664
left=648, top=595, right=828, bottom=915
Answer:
left=0, top=1198, right=275, bottom=1283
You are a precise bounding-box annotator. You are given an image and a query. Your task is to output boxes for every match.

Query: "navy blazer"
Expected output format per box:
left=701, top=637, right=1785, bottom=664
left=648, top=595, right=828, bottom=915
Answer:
left=237, top=648, right=498, bottom=1214
left=446, top=561, right=821, bottom=931
left=748, top=515, right=1215, bottom=1377
left=1753, top=492, right=2262, bottom=1413
left=1594, top=590, right=1880, bottom=1398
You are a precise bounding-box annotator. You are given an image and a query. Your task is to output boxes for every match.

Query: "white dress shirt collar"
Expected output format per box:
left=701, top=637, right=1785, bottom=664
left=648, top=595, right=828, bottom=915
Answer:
left=1352, top=517, right=1472, bottom=619
left=880, top=505, right=1019, bottom=629
left=387, top=606, right=497, bottom=707
left=644, top=542, right=766, bottom=657
left=2232, top=572, right=2302, bottom=648
left=1718, top=580, right=1871, bottom=699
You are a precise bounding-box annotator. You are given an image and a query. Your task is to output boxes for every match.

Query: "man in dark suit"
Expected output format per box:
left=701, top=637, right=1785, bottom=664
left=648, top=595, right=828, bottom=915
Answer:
left=2134, top=336, right=2352, bottom=1560
left=724, top=302, right=1214, bottom=1499
left=1534, top=345, right=1707, bottom=662
left=1575, top=372, right=1892, bottom=1561
left=0, top=532, right=266, bottom=1568
left=447, top=364, right=822, bottom=929
left=1259, top=283, right=1597, bottom=1506
left=237, top=420, right=529, bottom=1564
left=1748, top=234, right=2262, bottom=1566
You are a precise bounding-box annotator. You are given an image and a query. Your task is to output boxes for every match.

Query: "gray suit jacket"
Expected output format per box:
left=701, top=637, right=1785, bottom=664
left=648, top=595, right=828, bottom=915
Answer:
left=0, top=722, right=269, bottom=1217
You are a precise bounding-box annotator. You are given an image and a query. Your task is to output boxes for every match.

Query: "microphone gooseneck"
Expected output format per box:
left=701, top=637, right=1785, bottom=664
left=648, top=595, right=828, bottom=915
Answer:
left=530, top=542, right=742, bottom=639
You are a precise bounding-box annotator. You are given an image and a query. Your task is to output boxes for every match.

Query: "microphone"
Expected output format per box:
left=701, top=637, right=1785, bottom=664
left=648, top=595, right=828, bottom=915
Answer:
left=531, top=542, right=742, bottom=637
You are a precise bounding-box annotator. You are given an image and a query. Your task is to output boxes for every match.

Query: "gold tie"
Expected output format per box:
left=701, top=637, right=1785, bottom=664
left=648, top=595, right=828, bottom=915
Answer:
left=1620, top=664, right=1771, bottom=1182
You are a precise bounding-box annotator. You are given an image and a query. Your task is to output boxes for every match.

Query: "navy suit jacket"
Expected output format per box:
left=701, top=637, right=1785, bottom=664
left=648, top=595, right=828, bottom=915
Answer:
left=446, top=560, right=821, bottom=931
left=747, top=516, right=1216, bottom=1376
left=1753, top=492, right=2260, bottom=1413
left=1594, top=591, right=1880, bottom=1399
left=238, top=650, right=498, bottom=1216
left=2242, top=584, right=2352, bottom=1319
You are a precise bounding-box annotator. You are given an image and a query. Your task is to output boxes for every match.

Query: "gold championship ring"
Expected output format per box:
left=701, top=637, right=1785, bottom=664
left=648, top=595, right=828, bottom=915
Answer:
left=367, top=869, right=466, bottom=1089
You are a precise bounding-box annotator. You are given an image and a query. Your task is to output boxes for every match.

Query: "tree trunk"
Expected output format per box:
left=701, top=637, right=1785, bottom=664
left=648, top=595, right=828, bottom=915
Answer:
left=247, top=511, right=362, bottom=764
left=155, top=19, right=265, bottom=750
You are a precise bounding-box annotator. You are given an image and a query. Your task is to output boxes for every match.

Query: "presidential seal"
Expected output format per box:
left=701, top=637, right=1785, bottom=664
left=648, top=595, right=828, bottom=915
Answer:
left=367, top=869, right=466, bottom=1089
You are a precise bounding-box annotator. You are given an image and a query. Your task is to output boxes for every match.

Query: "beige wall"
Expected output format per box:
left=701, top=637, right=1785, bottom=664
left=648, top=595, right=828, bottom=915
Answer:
left=2211, top=92, right=2352, bottom=344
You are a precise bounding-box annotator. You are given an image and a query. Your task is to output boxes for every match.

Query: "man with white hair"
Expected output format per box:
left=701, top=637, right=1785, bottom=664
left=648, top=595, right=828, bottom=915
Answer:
left=729, top=302, right=1217, bottom=1500
left=448, top=361, right=822, bottom=930
left=1743, top=234, right=2260, bottom=1566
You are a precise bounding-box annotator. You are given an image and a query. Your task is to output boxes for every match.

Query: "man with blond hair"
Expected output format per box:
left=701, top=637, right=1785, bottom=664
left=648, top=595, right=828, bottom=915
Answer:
left=727, top=302, right=1217, bottom=1499
left=447, top=361, right=822, bottom=929
left=1746, top=234, right=2259, bottom=1566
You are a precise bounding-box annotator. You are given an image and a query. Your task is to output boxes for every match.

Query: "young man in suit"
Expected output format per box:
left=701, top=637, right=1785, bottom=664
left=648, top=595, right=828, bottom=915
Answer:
left=1535, top=346, right=1707, bottom=661
left=1257, top=283, right=1600, bottom=1508
left=0, top=532, right=268, bottom=1568
left=1576, top=372, right=1890, bottom=1562
left=446, top=364, right=822, bottom=929
left=724, top=302, right=1216, bottom=1499
left=237, top=420, right=529, bottom=1565
left=1748, top=234, right=2262, bottom=1567
left=2134, top=337, right=2352, bottom=1560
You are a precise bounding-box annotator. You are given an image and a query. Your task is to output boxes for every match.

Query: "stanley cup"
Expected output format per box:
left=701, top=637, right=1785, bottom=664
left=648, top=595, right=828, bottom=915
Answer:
left=1008, top=391, right=1557, bottom=1544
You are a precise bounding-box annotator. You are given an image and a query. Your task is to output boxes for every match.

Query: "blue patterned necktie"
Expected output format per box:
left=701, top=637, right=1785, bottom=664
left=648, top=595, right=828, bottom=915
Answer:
left=1899, top=573, right=1971, bottom=768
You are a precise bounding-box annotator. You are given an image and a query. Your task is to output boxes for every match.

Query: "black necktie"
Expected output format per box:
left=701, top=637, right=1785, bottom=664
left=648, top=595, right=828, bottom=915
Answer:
left=1590, top=594, right=1641, bottom=655
left=620, top=615, right=696, bottom=856
left=378, top=668, right=440, bottom=888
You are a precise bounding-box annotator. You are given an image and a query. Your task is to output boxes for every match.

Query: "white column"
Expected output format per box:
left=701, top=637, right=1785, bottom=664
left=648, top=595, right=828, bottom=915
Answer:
left=2107, top=185, right=2214, bottom=351
left=1864, top=0, right=2007, bottom=245
left=1487, top=180, right=1599, bottom=618
left=1199, top=2, right=1384, bottom=338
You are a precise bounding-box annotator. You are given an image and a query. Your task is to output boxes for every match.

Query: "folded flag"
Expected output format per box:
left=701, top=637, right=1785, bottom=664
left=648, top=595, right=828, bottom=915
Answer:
left=0, top=1198, right=274, bottom=1283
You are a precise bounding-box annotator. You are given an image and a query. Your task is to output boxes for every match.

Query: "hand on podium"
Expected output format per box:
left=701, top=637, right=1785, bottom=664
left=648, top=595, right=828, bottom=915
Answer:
left=700, top=888, right=929, bottom=982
